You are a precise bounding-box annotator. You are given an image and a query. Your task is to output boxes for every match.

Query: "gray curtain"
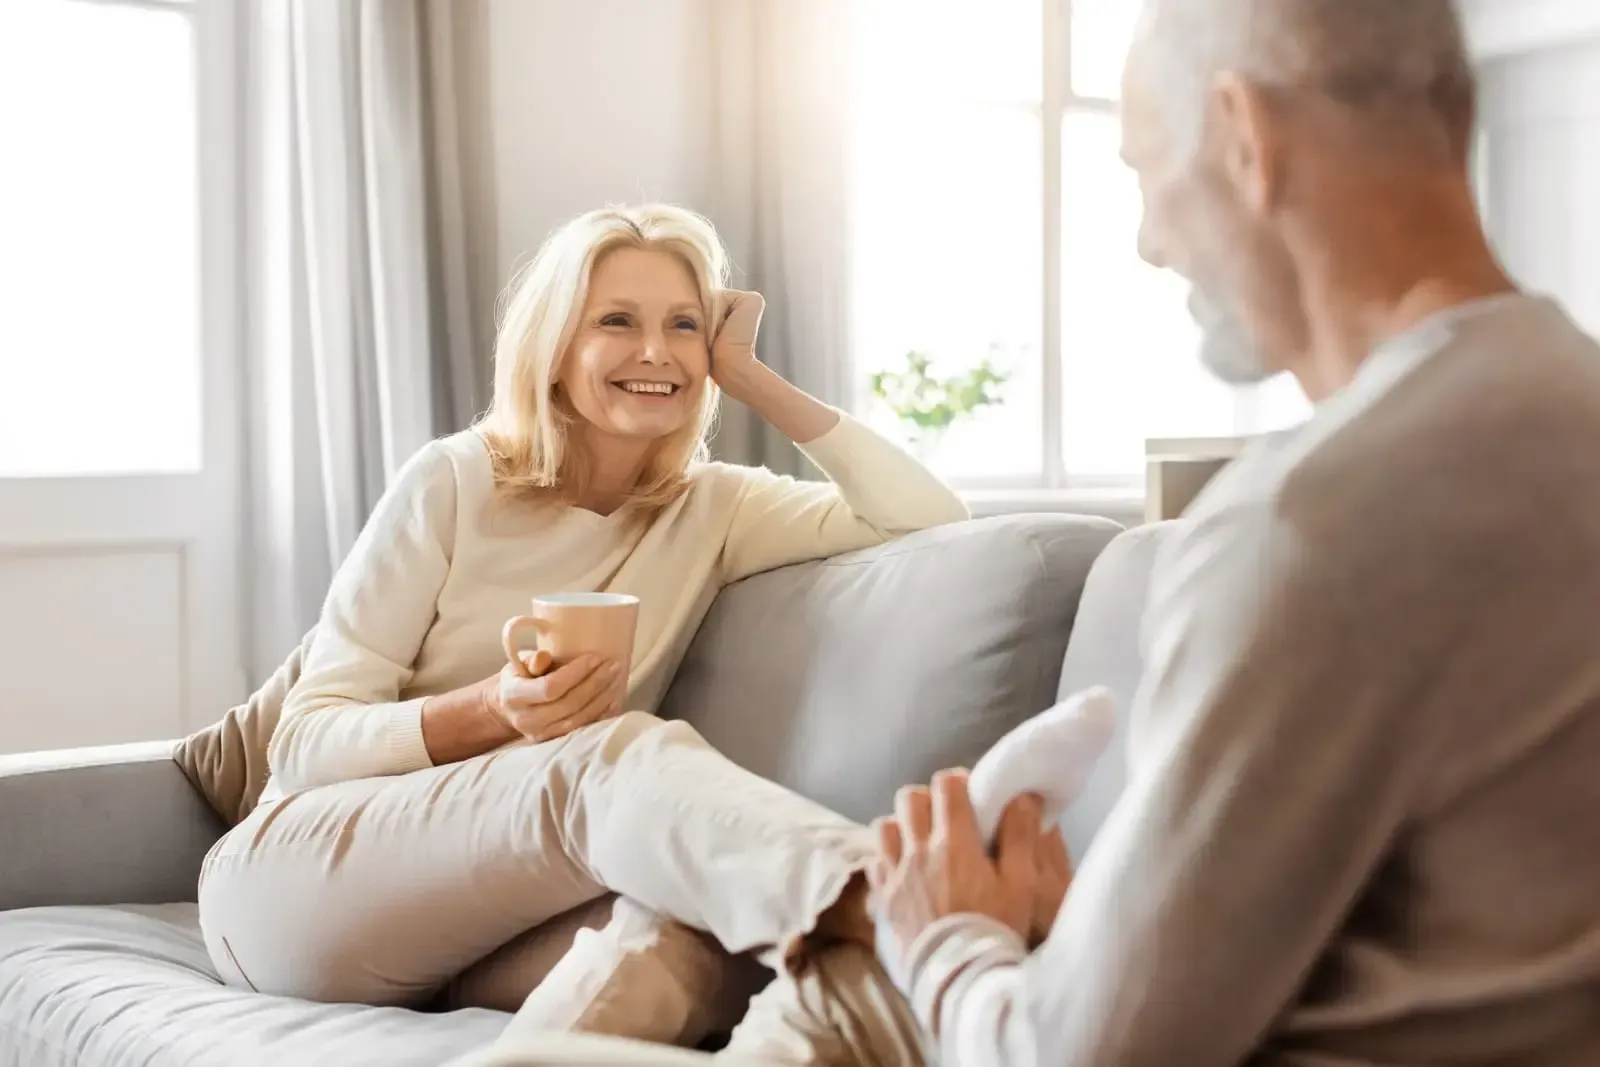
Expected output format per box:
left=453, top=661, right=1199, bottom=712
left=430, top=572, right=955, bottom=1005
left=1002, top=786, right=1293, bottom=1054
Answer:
left=239, top=0, right=496, bottom=683
left=706, top=0, right=856, bottom=476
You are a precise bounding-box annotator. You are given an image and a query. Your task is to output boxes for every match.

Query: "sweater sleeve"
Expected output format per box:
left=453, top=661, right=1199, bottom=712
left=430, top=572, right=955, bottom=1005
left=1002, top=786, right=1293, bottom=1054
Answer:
left=902, top=503, right=1439, bottom=1067
left=717, top=409, right=969, bottom=583
left=266, top=441, right=457, bottom=791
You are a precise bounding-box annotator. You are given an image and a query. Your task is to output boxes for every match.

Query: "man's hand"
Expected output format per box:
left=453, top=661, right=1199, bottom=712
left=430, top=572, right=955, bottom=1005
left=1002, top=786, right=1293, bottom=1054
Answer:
left=869, top=770, right=1043, bottom=979
left=1029, top=827, right=1074, bottom=946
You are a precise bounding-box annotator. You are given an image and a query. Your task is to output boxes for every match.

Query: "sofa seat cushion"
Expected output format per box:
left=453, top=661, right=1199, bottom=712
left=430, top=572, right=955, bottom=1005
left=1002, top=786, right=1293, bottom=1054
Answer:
left=0, top=904, right=507, bottom=1067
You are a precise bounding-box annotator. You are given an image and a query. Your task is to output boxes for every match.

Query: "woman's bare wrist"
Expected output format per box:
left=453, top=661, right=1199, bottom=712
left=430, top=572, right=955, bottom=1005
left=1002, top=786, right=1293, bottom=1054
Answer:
left=421, top=676, right=520, bottom=764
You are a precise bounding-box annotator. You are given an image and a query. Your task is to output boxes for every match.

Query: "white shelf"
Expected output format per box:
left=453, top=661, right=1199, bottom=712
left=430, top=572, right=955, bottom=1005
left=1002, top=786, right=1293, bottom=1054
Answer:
left=1464, top=0, right=1600, bottom=60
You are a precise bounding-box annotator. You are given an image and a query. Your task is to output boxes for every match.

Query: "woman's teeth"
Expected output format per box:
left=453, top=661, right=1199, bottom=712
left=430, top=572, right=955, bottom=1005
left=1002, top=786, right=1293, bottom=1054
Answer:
left=616, top=381, right=678, bottom=396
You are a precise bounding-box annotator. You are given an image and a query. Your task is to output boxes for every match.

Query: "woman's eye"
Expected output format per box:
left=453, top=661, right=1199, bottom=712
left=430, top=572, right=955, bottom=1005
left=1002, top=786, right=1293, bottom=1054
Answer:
left=674, top=318, right=700, bottom=331
left=599, top=314, right=632, bottom=328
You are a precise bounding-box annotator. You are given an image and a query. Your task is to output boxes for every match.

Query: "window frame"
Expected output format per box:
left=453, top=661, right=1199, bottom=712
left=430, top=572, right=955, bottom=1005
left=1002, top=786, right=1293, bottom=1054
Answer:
left=1047, top=0, right=1154, bottom=493
left=1, top=0, right=240, bottom=483
left=852, top=0, right=1264, bottom=497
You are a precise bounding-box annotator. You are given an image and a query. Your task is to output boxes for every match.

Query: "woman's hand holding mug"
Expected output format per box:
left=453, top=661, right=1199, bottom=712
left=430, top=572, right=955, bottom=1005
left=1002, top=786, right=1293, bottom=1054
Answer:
left=485, top=650, right=621, bottom=744
left=493, top=592, right=639, bottom=744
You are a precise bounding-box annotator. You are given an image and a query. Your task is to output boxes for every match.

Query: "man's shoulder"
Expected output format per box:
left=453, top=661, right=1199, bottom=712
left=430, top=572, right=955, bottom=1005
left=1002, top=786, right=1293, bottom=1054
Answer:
left=1176, top=318, right=1600, bottom=629
left=1225, top=310, right=1598, bottom=542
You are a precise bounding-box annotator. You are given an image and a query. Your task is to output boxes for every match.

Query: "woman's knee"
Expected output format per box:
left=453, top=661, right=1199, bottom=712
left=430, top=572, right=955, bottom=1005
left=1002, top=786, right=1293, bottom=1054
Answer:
left=198, top=839, right=430, bottom=1006
left=587, top=710, right=675, bottom=751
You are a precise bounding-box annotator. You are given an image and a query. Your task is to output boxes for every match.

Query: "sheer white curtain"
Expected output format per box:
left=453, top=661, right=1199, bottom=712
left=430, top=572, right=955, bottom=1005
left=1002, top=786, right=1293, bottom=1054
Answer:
left=238, top=0, right=494, bottom=683
left=705, top=0, right=855, bottom=476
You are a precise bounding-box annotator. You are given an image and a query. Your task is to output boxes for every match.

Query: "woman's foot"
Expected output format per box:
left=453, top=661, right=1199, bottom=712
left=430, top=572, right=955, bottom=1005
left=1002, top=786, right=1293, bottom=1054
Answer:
left=719, top=941, right=928, bottom=1067
left=497, top=900, right=756, bottom=1049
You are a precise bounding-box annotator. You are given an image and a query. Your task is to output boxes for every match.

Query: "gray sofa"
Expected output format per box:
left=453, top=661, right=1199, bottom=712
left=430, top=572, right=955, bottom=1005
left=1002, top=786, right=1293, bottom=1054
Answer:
left=0, top=515, right=1168, bottom=1067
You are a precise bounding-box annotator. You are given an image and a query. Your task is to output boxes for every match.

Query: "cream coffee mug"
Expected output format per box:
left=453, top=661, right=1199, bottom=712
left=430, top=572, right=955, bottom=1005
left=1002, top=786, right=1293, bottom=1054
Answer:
left=501, top=592, right=640, bottom=682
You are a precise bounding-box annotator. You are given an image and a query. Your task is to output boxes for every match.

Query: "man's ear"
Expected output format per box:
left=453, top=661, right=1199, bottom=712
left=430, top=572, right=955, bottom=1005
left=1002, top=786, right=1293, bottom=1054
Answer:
left=1210, top=71, right=1283, bottom=216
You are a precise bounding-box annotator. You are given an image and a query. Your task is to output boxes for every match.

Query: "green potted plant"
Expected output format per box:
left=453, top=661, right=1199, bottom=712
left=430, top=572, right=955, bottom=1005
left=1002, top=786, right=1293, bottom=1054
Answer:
left=868, top=347, right=1010, bottom=459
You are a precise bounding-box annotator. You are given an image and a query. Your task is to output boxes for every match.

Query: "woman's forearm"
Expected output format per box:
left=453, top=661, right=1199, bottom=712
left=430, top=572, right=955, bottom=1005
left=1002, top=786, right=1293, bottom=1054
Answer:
left=718, top=360, right=840, bottom=445
left=421, top=678, right=521, bottom=765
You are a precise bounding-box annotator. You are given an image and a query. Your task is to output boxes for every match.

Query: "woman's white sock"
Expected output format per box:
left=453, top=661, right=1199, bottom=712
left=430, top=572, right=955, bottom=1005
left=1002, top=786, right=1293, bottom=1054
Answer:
left=967, top=686, right=1118, bottom=846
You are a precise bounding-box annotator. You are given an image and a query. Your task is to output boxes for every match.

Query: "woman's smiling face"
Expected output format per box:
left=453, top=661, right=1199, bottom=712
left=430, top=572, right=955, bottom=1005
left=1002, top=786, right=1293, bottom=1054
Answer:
left=556, top=245, right=712, bottom=442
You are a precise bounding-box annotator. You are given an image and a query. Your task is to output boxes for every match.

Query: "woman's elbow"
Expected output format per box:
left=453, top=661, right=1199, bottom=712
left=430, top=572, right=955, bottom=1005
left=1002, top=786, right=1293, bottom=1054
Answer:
left=933, top=492, right=972, bottom=527
left=264, top=719, right=304, bottom=791
left=889, top=493, right=970, bottom=534
left=264, top=710, right=330, bottom=793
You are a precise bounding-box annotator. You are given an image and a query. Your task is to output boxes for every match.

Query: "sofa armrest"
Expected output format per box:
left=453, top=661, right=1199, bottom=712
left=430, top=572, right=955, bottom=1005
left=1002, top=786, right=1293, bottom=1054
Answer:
left=0, top=741, right=224, bottom=911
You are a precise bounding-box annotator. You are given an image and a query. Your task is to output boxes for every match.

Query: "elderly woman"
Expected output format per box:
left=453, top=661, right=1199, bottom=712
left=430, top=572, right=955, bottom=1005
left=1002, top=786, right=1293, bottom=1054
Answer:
left=196, top=204, right=968, bottom=1054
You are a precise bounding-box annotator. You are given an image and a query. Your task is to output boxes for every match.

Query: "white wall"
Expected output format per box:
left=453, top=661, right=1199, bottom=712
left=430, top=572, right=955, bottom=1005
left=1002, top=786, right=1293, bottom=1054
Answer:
left=1479, top=41, right=1600, bottom=335
left=1467, top=0, right=1600, bottom=335
left=483, top=0, right=713, bottom=288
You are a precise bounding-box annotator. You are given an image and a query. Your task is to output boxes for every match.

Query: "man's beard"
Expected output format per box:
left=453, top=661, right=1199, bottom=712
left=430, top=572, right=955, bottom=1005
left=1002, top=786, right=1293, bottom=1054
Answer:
left=1189, top=289, right=1273, bottom=385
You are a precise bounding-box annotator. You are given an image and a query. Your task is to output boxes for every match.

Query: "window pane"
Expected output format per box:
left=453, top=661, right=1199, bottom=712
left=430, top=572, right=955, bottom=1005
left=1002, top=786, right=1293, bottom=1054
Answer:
left=0, top=0, right=201, bottom=477
left=1250, top=373, right=1314, bottom=432
left=1060, top=110, right=1238, bottom=479
left=852, top=0, right=1042, bottom=105
left=853, top=104, right=1043, bottom=480
left=1070, top=0, right=1143, bottom=101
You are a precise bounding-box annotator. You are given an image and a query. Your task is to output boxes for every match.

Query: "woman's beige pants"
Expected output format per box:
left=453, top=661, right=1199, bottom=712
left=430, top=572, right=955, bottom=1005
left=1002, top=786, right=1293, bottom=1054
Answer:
left=196, top=712, right=923, bottom=1062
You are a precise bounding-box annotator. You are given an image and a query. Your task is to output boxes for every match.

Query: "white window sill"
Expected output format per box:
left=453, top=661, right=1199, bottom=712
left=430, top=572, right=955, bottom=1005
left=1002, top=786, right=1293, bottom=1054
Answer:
left=959, top=488, right=1147, bottom=527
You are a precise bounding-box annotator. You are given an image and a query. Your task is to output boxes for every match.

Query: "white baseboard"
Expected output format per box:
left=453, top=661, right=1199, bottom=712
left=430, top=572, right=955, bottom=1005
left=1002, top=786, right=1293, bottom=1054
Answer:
left=1465, top=0, right=1600, bottom=60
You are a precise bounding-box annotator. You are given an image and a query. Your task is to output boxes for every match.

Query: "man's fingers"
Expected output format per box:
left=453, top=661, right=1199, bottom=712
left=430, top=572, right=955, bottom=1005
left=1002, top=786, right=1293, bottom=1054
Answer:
left=869, top=816, right=901, bottom=893
left=875, top=815, right=904, bottom=866
left=996, top=793, right=1045, bottom=883
left=895, top=786, right=933, bottom=848
left=930, top=769, right=982, bottom=851
left=1037, top=824, right=1075, bottom=877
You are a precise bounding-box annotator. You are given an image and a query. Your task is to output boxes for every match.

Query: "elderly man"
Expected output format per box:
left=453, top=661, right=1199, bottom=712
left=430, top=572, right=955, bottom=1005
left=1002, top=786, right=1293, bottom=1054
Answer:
left=458, top=1, right=1600, bottom=1065
left=871, top=1, right=1600, bottom=1065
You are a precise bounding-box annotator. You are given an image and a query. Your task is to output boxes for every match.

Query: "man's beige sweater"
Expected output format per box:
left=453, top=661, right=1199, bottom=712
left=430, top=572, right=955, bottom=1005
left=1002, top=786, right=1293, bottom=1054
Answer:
left=907, top=294, right=1600, bottom=1067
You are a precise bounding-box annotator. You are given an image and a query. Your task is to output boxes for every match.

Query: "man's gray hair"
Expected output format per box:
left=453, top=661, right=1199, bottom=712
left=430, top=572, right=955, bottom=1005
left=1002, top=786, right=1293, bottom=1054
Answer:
left=1139, top=0, right=1476, bottom=154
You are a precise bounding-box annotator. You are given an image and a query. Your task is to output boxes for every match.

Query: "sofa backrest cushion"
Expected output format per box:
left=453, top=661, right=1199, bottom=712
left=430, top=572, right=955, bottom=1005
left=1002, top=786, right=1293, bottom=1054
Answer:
left=1055, top=521, right=1173, bottom=858
left=658, top=515, right=1122, bottom=825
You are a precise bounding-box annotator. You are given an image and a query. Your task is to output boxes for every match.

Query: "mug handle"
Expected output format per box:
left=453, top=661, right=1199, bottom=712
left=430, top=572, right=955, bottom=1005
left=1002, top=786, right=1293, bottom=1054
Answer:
left=501, top=616, right=549, bottom=679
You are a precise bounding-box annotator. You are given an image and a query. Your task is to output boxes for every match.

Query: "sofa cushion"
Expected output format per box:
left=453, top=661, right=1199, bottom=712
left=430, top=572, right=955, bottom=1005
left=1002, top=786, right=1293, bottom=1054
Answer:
left=1056, top=521, right=1175, bottom=859
left=173, top=629, right=315, bottom=827
left=0, top=904, right=506, bottom=1066
left=658, top=514, right=1122, bottom=825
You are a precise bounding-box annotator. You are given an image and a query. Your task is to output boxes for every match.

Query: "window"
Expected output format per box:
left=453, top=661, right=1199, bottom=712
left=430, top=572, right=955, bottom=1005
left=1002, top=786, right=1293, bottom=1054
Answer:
left=0, top=0, right=203, bottom=477
left=850, top=0, right=1311, bottom=491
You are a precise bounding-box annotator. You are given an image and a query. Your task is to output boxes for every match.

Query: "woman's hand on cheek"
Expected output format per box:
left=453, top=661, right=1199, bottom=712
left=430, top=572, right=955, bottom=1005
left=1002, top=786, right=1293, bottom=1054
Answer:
left=710, top=289, right=765, bottom=394
left=706, top=287, right=841, bottom=442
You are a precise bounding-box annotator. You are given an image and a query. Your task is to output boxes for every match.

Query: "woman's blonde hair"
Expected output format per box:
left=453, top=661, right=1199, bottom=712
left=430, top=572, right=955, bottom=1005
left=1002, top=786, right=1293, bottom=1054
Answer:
left=475, top=204, right=729, bottom=513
